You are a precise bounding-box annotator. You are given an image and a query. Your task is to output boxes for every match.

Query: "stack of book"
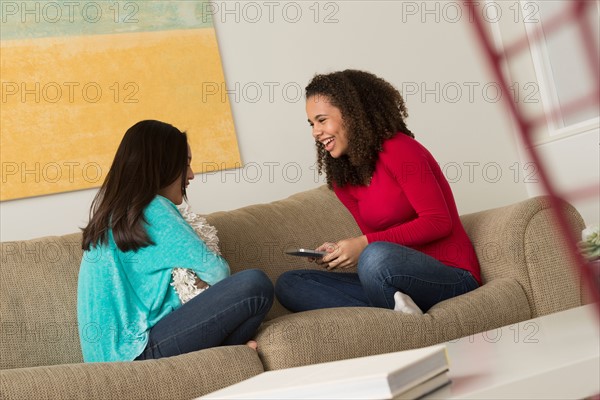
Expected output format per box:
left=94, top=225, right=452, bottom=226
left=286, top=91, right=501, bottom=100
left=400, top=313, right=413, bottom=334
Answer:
left=200, top=344, right=450, bottom=399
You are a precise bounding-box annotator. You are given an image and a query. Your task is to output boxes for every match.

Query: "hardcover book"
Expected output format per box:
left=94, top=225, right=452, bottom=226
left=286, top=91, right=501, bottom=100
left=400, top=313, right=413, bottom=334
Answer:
left=200, top=344, right=450, bottom=399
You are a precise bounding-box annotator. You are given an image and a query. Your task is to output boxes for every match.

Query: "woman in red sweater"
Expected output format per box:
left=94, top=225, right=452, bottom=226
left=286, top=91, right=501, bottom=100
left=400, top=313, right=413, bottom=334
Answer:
left=275, top=70, right=481, bottom=314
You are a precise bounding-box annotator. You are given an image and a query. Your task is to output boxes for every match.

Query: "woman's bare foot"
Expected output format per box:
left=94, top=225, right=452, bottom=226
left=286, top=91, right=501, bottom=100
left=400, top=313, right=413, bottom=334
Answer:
left=246, top=340, right=258, bottom=350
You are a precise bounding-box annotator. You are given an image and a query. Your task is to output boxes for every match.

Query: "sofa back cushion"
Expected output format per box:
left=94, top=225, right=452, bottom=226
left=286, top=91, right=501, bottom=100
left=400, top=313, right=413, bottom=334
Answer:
left=206, top=185, right=362, bottom=320
left=1, top=233, right=84, bottom=369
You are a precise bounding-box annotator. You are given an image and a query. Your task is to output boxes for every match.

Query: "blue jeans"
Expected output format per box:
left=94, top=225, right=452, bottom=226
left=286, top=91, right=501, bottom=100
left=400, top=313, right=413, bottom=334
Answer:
left=275, top=242, right=478, bottom=313
left=135, top=269, right=273, bottom=360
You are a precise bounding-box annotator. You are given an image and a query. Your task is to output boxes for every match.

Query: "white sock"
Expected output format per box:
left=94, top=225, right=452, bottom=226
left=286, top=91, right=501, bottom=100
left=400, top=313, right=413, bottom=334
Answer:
left=393, top=291, right=424, bottom=315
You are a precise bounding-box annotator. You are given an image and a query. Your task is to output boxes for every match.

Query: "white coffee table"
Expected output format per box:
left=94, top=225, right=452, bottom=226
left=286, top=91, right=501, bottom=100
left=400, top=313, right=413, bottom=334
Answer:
left=424, top=303, right=600, bottom=399
left=201, top=304, right=599, bottom=399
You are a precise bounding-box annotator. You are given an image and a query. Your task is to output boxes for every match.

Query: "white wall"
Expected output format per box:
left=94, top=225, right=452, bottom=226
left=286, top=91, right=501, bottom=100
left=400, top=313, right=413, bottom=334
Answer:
left=1, top=1, right=530, bottom=242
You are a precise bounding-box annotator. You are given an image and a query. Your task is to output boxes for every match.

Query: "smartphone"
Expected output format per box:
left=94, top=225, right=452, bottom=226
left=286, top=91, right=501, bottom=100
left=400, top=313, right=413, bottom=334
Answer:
left=285, top=248, right=327, bottom=258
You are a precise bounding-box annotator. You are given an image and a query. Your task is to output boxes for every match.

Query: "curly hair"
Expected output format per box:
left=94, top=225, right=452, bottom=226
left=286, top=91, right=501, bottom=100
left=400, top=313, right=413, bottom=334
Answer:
left=306, top=70, right=414, bottom=188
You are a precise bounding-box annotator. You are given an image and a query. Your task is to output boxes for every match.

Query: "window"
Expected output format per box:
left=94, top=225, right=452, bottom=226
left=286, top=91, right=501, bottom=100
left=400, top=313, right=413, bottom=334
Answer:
left=524, top=0, right=599, bottom=137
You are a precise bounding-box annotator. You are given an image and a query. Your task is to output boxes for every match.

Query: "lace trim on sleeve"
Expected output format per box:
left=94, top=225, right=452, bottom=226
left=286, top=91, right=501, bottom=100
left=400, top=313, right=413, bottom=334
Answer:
left=171, top=268, right=209, bottom=304
left=171, top=203, right=222, bottom=304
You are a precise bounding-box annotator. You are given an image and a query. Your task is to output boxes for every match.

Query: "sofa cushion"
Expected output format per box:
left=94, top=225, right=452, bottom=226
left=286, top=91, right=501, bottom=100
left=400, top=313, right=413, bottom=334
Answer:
left=255, top=277, right=531, bottom=370
left=1, top=233, right=83, bottom=369
left=206, top=185, right=362, bottom=320
left=0, top=345, right=263, bottom=400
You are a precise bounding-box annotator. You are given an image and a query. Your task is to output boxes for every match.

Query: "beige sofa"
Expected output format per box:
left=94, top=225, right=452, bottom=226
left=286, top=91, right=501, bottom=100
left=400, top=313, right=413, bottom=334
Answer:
left=0, top=186, right=588, bottom=399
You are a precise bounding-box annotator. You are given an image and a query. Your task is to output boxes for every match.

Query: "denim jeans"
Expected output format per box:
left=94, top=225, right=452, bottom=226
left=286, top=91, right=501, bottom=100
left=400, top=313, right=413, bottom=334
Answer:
left=275, top=242, right=478, bottom=313
left=135, top=269, right=274, bottom=360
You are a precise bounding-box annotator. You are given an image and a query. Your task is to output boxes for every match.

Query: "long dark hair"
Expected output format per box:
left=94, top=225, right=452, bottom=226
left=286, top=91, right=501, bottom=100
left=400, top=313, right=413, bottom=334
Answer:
left=306, top=70, right=414, bottom=188
left=82, top=120, right=189, bottom=252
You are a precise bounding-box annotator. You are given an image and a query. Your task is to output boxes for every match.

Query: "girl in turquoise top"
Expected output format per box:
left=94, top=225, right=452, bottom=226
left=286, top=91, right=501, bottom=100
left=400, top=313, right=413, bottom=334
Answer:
left=78, top=120, right=274, bottom=362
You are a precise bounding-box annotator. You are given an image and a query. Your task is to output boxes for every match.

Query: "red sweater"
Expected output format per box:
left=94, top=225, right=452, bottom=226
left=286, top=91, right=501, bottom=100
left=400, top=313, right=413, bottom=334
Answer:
left=334, top=133, right=481, bottom=284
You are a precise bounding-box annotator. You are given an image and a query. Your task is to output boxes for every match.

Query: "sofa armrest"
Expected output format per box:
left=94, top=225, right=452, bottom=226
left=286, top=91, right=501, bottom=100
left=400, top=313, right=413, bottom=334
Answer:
left=0, top=346, right=263, bottom=400
left=255, top=278, right=531, bottom=370
left=460, top=196, right=585, bottom=317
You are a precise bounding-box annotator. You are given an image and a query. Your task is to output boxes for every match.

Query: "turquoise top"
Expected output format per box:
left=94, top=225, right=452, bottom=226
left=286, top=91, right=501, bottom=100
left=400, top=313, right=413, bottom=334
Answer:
left=77, top=195, right=230, bottom=362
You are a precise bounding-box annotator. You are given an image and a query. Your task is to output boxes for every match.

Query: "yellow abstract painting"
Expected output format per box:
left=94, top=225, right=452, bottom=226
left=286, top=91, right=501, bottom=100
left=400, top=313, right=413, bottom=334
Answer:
left=0, top=1, right=239, bottom=201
